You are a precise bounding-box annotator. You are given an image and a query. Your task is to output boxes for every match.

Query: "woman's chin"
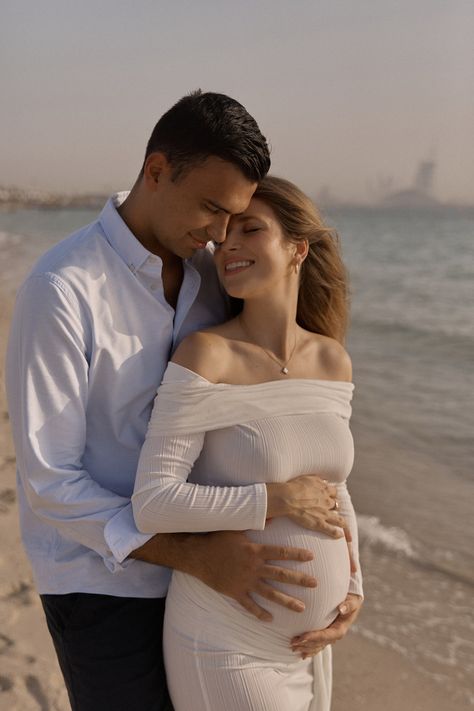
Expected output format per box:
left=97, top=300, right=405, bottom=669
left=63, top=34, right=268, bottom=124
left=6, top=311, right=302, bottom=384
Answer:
left=223, top=285, right=250, bottom=300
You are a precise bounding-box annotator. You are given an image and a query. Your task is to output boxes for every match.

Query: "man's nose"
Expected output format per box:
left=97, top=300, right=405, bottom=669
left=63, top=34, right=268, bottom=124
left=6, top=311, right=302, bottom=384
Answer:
left=206, top=214, right=229, bottom=244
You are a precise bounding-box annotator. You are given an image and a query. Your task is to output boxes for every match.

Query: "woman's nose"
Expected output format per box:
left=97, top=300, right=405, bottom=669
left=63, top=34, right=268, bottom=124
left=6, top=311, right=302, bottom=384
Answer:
left=220, top=226, right=242, bottom=251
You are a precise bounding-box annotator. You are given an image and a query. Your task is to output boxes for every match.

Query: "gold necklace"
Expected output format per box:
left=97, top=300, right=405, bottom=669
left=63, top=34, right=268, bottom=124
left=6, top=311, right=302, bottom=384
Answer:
left=238, top=316, right=298, bottom=375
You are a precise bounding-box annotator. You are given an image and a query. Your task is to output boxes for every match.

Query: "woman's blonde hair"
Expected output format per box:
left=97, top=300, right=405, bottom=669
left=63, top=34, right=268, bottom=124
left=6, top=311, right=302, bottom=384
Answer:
left=253, top=176, right=348, bottom=343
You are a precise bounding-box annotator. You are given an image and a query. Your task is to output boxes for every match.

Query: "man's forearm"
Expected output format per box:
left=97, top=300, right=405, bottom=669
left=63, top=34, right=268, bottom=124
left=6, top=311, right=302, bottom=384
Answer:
left=129, top=531, right=204, bottom=576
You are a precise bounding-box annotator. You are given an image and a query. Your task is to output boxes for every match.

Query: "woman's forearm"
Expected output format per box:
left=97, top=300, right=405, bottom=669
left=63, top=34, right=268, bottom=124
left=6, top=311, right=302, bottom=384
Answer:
left=133, top=428, right=267, bottom=534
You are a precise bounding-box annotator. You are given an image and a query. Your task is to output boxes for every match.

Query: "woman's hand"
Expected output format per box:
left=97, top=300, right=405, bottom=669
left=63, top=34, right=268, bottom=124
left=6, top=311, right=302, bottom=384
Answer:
left=266, top=475, right=349, bottom=539
left=290, top=593, right=363, bottom=658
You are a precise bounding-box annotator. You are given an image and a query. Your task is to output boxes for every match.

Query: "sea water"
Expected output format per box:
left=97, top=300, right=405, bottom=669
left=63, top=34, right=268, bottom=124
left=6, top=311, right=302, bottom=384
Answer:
left=1, top=204, right=473, bottom=705
left=333, top=206, right=474, bottom=706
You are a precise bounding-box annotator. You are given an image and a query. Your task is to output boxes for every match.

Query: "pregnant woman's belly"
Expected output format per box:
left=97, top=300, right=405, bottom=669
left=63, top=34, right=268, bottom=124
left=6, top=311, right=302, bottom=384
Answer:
left=247, top=519, right=351, bottom=633
left=166, top=520, right=350, bottom=661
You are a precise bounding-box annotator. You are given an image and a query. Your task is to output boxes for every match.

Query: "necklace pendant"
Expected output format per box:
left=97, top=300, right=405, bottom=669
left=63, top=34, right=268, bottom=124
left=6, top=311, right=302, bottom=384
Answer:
left=281, top=367, right=289, bottom=375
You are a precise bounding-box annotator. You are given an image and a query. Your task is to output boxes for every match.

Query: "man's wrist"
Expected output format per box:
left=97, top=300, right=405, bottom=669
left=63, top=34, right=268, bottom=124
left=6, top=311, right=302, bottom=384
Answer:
left=129, top=531, right=204, bottom=573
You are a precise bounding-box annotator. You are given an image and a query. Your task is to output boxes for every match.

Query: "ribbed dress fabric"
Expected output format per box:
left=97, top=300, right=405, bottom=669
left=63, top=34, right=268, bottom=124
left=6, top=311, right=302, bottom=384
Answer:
left=132, top=363, right=363, bottom=711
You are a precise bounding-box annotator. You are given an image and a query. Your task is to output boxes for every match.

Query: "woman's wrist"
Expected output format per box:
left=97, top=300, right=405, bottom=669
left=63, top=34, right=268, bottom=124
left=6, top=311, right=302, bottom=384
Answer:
left=265, top=482, right=290, bottom=518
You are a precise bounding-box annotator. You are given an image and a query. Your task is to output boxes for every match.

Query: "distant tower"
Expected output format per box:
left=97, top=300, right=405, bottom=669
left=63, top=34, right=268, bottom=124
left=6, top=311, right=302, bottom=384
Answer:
left=414, top=160, right=435, bottom=196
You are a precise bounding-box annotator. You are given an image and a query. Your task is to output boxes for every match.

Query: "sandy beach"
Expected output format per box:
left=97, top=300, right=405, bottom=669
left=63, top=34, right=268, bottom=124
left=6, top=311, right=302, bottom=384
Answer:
left=0, top=283, right=467, bottom=711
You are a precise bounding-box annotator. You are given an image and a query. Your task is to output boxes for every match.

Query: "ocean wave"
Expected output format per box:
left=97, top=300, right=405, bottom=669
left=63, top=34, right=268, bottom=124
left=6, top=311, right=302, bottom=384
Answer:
left=358, top=515, right=415, bottom=558
left=349, top=315, right=474, bottom=347
left=0, top=230, right=23, bottom=248
left=358, top=515, right=474, bottom=586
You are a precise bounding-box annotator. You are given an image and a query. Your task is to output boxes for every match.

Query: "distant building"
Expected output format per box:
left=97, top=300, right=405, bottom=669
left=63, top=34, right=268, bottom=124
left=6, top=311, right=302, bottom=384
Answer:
left=381, top=160, right=439, bottom=208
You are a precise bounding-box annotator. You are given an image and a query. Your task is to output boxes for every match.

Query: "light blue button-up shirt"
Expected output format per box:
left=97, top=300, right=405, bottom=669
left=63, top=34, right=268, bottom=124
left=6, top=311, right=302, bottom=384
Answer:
left=5, top=193, right=234, bottom=597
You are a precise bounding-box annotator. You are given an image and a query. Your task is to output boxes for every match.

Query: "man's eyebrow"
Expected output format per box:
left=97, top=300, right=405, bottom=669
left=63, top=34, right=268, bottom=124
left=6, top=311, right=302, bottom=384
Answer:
left=206, top=199, right=232, bottom=214
left=206, top=200, right=261, bottom=217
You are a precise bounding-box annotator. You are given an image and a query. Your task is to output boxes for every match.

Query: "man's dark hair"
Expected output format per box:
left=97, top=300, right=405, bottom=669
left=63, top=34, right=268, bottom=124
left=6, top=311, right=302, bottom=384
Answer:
left=142, top=90, right=270, bottom=182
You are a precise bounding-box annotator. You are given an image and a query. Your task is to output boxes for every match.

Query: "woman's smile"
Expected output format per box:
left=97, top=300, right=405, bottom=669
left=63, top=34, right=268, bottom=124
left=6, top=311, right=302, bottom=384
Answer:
left=223, top=259, right=255, bottom=275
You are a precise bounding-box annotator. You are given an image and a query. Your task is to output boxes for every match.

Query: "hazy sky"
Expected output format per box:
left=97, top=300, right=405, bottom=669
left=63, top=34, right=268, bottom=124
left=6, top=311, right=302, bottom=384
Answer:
left=1, top=0, right=473, bottom=202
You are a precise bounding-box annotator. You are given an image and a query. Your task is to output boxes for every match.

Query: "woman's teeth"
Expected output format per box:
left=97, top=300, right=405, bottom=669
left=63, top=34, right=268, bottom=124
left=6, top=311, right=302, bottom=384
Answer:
left=225, top=260, right=253, bottom=272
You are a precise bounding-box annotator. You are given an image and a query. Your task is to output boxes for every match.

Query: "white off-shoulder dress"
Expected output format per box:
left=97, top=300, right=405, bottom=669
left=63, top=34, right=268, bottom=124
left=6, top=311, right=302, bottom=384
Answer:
left=132, top=363, right=363, bottom=711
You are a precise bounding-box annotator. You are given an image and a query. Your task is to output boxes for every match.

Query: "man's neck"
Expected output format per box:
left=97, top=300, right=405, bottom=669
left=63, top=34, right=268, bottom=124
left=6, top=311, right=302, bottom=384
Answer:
left=162, top=259, right=184, bottom=309
left=117, top=188, right=165, bottom=256
left=117, top=186, right=184, bottom=306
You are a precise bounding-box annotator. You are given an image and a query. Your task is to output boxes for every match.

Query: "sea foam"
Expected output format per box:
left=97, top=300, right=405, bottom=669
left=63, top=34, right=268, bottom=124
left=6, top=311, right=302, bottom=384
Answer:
left=358, top=514, right=415, bottom=558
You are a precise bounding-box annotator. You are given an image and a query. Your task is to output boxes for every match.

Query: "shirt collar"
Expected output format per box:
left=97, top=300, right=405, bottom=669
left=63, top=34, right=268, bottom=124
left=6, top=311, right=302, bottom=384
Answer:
left=99, top=191, right=157, bottom=272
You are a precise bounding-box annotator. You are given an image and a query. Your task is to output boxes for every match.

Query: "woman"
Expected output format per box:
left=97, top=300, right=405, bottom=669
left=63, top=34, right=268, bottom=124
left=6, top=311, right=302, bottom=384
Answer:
left=132, top=176, right=363, bottom=710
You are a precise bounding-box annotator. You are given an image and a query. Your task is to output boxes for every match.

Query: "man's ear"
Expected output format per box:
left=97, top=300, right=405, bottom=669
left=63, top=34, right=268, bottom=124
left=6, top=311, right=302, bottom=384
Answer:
left=143, top=152, right=171, bottom=188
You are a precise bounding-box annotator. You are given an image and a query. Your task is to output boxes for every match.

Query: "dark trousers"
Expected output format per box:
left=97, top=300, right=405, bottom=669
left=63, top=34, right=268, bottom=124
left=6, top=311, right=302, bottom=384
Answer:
left=41, top=593, right=174, bottom=711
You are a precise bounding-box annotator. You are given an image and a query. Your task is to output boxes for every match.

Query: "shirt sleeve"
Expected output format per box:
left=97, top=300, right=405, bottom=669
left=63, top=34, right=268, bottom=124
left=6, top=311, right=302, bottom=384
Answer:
left=6, top=275, right=151, bottom=572
left=335, top=481, right=364, bottom=597
left=132, top=405, right=268, bottom=534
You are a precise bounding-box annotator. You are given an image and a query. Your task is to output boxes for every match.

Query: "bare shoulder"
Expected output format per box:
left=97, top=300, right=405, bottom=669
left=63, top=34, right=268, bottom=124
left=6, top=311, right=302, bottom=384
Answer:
left=171, top=328, right=233, bottom=383
left=305, top=332, right=352, bottom=382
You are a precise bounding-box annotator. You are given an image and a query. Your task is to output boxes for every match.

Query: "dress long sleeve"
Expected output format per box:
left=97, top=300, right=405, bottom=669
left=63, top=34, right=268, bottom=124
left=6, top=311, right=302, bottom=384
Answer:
left=335, top=482, right=364, bottom=597
left=132, top=421, right=268, bottom=535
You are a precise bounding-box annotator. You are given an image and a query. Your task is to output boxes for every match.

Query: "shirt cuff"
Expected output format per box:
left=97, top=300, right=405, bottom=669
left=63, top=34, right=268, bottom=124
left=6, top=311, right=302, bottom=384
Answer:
left=104, top=504, right=153, bottom=565
left=253, top=482, right=268, bottom=530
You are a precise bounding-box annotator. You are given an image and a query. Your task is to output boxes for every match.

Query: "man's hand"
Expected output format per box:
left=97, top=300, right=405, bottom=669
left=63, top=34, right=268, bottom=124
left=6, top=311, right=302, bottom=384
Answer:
left=290, top=593, right=363, bottom=658
left=185, top=530, right=319, bottom=621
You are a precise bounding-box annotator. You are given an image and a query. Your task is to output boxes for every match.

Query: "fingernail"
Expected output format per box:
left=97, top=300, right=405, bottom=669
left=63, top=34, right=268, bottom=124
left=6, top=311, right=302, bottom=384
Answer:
left=339, top=604, right=348, bottom=614
left=294, top=602, right=305, bottom=612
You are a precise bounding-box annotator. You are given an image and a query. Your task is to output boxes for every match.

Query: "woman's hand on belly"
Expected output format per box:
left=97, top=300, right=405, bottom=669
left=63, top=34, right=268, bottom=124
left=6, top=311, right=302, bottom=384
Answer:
left=266, top=474, right=349, bottom=539
left=290, top=593, right=364, bottom=658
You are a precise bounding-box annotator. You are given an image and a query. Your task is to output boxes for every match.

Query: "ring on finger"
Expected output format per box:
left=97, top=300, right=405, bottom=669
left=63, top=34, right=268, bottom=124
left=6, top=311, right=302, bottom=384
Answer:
left=331, top=499, right=339, bottom=511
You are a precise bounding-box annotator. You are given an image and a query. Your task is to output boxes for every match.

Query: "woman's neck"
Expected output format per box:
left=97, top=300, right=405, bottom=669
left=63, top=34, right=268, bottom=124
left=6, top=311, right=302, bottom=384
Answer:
left=238, top=294, right=299, bottom=360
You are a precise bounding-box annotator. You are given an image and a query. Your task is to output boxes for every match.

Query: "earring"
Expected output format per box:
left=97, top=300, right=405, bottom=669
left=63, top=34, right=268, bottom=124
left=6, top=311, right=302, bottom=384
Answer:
left=295, top=261, right=300, bottom=274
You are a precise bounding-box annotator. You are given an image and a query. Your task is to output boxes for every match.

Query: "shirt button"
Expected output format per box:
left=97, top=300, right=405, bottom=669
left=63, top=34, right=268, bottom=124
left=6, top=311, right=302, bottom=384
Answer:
left=149, top=256, right=158, bottom=263
left=150, top=283, right=157, bottom=291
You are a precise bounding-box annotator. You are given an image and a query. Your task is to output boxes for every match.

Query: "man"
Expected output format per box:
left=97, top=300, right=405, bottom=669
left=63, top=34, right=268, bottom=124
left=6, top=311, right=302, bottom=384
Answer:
left=6, top=90, right=361, bottom=711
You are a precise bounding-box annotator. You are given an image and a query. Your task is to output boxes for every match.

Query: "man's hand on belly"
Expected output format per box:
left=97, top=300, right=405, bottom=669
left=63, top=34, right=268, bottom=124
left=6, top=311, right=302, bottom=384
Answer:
left=185, top=530, right=319, bottom=621
left=290, top=593, right=363, bottom=658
